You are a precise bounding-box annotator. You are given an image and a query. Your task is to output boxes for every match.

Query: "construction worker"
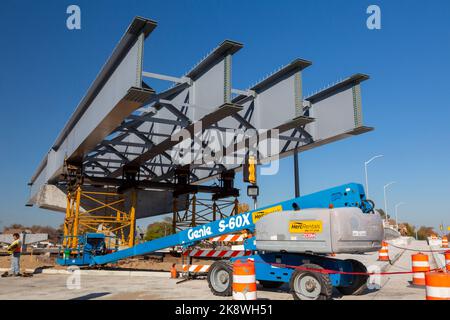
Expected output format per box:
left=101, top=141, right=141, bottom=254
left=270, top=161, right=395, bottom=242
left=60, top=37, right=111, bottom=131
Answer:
left=6, top=233, right=22, bottom=277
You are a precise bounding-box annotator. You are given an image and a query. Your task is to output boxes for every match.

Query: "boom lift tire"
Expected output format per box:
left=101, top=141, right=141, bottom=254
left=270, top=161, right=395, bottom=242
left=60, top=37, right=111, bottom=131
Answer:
left=259, top=280, right=284, bottom=289
left=207, top=260, right=233, bottom=296
left=336, top=259, right=368, bottom=296
left=289, top=264, right=333, bottom=300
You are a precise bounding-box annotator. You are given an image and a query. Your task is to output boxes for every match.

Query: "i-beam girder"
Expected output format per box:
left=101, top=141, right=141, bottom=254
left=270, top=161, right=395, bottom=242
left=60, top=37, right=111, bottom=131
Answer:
left=82, top=95, right=317, bottom=187
left=37, top=18, right=372, bottom=202
left=84, top=176, right=239, bottom=198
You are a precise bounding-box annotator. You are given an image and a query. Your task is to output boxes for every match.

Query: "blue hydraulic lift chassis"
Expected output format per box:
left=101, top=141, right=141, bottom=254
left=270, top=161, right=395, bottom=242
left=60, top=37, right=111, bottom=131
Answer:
left=57, top=182, right=373, bottom=267
left=231, top=253, right=353, bottom=287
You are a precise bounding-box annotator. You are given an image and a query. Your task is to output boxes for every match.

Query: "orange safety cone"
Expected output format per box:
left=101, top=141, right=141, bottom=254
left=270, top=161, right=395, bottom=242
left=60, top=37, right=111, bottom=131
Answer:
left=445, top=251, right=450, bottom=272
left=425, top=272, right=450, bottom=300
left=232, top=259, right=257, bottom=300
left=442, top=236, right=448, bottom=248
left=170, top=263, right=178, bottom=279
left=411, top=253, right=430, bottom=286
left=378, top=241, right=389, bottom=261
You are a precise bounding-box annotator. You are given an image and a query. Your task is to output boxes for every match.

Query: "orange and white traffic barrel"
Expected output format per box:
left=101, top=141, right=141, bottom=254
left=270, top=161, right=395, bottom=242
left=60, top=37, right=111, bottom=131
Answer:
left=232, top=259, right=257, bottom=300
left=442, top=236, right=448, bottom=248
left=445, top=251, right=450, bottom=272
left=425, top=272, right=450, bottom=300
left=411, top=253, right=430, bottom=286
left=170, top=263, right=178, bottom=279
left=378, top=241, right=389, bottom=261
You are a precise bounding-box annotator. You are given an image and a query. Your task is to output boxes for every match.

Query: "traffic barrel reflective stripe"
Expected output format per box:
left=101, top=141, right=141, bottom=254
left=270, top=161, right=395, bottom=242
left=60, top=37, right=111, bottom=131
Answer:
left=411, top=253, right=430, bottom=286
left=442, top=236, right=448, bottom=248
left=378, top=241, right=389, bottom=261
left=445, top=251, right=450, bottom=272
left=232, top=259, right=257, bottom=300
left=425, top=272, right=450, bottom=300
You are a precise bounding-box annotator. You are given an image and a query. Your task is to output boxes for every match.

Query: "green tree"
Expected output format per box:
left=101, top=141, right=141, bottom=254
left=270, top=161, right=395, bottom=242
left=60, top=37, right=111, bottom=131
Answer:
left=144, top=217, right=173, bottom=241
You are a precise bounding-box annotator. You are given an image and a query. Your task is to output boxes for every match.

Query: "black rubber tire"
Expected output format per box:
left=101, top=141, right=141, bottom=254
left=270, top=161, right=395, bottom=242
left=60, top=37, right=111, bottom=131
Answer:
left=336, top=259, right=368, bottom=296
left=207, top=260, right=233, bottom=296
left=289, top=264, right=333, bottom=300
left=259, top=280, right=284, bottom=289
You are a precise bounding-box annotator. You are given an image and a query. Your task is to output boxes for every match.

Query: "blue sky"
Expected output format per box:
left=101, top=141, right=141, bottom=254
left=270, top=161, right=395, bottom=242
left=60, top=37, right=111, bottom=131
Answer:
left=0, top=0, right=449, bottom=232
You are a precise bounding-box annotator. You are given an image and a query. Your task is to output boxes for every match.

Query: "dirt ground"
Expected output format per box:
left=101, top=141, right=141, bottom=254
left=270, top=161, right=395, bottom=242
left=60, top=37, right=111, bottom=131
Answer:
left=0, top=254, right=55, bottom=270
left=106, top=255, right=216, bottom=272
left=0, top=253, right=215, bottom=272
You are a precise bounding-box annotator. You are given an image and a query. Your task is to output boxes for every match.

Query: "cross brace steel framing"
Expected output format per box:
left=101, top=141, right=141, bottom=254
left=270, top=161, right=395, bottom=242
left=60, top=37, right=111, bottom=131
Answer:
left=28, top=17, right=374, bottom=242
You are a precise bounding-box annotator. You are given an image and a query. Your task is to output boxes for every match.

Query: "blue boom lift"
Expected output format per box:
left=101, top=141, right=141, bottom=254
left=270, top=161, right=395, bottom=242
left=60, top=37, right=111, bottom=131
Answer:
left=57, top=182, right=382, bottom=300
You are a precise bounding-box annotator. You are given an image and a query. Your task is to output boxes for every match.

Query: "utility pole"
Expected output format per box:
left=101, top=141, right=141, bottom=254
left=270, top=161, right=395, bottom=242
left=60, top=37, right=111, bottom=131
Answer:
left=364, top=155, right=383, bottom=198
left=383, top=181, right=396, bottom=224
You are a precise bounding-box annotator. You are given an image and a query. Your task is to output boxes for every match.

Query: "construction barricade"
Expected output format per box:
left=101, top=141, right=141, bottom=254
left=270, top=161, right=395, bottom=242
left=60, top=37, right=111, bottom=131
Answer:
left=411, top=253, right=430, bottom=286
left=442, top=236, right=448, bottom=248
left=183, top=249, right=251, bottom=258
left=182, top=264, right=211, bottom=273
left=210, top=234, right=245, bottom=242
left=425, top=272, right=450, bottom=300
left=378, top=241, right=389, bottom=261
left=445, top=251, right=450, bottom=272
left=232, top=259, right=257, bottom=300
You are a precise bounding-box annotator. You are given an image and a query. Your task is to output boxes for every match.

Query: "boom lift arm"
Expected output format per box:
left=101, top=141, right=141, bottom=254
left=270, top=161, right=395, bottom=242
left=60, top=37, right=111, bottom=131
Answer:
left=91, top=182, right=373, bottom=265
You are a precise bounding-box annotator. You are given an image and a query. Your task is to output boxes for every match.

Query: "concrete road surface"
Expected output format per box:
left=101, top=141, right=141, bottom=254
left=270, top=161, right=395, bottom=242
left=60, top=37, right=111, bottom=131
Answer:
left=0, top=240, right=435, bottom=300
left=338, top=240, right=432, bottom=300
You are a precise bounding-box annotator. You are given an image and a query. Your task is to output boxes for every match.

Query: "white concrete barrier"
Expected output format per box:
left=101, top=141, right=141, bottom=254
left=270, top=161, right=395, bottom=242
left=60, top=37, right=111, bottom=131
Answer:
left=428, top=237, right=442, bottom=247
left=429, top=246, right=446, bottom=269
left=391, top=236, right=413, bottom=247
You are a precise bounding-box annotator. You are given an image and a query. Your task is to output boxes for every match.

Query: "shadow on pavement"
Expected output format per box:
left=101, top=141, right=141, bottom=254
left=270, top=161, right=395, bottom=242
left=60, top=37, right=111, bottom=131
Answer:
left=70, top=292, right=111, bottom=300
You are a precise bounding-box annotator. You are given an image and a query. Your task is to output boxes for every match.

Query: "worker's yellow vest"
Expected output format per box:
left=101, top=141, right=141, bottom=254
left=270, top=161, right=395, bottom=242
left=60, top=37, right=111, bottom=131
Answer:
left=7, top=240, right=21, bottom=254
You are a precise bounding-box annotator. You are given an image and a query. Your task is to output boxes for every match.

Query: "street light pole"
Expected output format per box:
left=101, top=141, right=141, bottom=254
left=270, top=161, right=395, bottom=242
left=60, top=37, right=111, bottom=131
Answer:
left=395, top=202, right=406, bottom=229
left=383, top=181, right=396, bottom=224
left=364, top=155, right=383, bottom=198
